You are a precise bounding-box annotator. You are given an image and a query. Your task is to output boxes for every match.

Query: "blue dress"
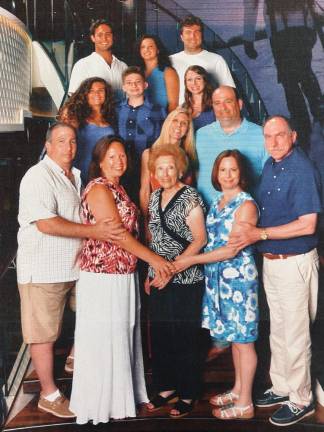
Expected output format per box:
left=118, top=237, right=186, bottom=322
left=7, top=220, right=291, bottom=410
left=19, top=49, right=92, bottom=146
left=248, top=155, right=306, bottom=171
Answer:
left=145, top=67, right=168, bottom=109
left=74, top=123, right=115, bottom=185
left=193, top=108, right=215, bottom=132
left=202, top=191, right=259, bottom=343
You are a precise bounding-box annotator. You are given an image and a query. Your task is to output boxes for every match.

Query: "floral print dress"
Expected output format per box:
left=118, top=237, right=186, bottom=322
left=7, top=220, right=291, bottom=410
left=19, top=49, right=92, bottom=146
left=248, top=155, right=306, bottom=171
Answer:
left=202, top=191, right=259, bottom=343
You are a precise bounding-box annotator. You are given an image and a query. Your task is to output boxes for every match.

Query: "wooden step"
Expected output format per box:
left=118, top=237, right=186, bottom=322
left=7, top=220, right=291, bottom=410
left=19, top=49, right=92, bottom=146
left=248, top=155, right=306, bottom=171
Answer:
left=4, top=389, right=324, bottom=432
left=23, top=348, right=235, bottom=395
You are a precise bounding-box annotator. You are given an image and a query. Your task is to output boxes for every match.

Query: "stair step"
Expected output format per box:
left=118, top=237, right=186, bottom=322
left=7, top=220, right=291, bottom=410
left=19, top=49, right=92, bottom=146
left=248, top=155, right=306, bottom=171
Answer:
left=5, top=390, right=324, bottom=432
left=23, top=348, right=235, bottom=395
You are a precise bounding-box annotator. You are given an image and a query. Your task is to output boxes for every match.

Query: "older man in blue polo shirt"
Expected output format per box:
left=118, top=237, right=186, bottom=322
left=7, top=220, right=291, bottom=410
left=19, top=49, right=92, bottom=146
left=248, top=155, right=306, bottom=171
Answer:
left=230, top=115, right=321, bottom=426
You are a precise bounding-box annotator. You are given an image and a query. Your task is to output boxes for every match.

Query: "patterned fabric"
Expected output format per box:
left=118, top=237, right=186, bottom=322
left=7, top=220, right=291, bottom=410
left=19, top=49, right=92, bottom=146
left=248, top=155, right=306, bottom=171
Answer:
left=202, top=191, right=259, bottom=343
left=148, top=185, right=206, bottom=284
left=79, top=177, right=139, bottom=274
left=17, top=155, right=82, bottom=284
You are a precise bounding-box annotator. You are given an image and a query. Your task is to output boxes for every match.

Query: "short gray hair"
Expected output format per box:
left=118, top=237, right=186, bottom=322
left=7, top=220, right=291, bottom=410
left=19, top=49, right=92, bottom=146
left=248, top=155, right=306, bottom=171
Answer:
left=46, top=122, right=76, bottom=142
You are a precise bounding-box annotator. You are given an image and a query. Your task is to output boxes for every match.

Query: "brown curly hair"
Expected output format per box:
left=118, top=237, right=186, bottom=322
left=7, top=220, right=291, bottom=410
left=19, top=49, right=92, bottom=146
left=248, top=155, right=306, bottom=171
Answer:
left=68, top=77, right=116, bottom=128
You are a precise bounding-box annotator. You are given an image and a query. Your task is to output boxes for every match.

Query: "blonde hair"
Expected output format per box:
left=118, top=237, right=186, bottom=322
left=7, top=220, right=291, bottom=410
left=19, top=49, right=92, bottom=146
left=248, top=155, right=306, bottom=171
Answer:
left=153, top=106, right=196, bottom=162
left=148, top=143, right=189, bottom=176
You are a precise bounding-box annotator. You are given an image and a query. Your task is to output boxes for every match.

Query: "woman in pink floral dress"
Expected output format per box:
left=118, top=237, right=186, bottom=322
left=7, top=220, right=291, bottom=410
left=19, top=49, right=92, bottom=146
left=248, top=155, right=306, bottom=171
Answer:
left=70, top=135, right=173, bottom=425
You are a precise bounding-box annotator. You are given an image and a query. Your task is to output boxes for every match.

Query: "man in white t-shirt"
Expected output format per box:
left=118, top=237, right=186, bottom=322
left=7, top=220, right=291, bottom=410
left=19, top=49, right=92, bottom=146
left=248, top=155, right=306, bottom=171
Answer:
left=170, top=15, right=235, bottom=104
left=68, top=19, right=127, bottom=100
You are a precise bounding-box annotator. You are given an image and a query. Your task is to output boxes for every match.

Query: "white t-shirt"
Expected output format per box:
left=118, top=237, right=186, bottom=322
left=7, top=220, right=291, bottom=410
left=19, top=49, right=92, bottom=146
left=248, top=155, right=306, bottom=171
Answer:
left=17, top=156, right=83, bottom=284
left=170, top=49, right=235, bottom=103
left=68, top=52, right=127, bottom=99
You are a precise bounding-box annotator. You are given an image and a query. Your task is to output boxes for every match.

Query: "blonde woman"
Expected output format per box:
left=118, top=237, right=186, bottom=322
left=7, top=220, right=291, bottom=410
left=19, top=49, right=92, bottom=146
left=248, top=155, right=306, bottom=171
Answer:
left=140, top=106, right=196, bottom=222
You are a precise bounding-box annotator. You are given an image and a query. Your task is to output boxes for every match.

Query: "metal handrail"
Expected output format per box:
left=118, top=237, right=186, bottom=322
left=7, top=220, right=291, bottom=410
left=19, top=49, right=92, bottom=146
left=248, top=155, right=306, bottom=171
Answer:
left=144, top=0, right=268, bottom=124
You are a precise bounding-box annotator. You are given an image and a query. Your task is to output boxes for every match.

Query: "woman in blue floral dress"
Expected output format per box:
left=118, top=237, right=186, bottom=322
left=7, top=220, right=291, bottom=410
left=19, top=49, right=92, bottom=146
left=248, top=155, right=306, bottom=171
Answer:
left=174, top=149, right=259, bottom=420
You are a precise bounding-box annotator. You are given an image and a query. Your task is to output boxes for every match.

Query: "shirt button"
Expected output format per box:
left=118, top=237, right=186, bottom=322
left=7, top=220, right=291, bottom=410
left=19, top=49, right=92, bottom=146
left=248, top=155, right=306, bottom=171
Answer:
left=267, top=191, right=271, bottom=194
left=282, top=167, right=284, bottom=170
left=129, top=120, right=133, bottom=124
left=262, top=207, right=265, bottom=210
left=145, top=117, right=148, bottom=120
left=128, top=133, right=132, bottom=136
left=277, top=188, right=280, bottom=191
left=273, top=175, right=276, bottom=179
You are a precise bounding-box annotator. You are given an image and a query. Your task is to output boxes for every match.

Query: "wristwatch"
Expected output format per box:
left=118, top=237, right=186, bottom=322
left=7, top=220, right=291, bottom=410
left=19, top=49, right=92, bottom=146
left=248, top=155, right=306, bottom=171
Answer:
left=260, top=229, right=268, bottom=241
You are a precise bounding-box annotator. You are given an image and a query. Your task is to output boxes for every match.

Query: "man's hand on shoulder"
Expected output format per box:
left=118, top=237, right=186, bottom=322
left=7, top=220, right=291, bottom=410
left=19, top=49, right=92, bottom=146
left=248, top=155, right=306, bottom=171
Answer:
left=228, top=222, right=260, bottom=250
left=90, top=217, right=126, bottom=242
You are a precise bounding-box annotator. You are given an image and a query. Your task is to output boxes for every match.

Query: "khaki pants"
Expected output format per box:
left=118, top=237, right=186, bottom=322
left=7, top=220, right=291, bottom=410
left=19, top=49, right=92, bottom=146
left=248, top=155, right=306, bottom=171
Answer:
left=263, top=248, right=319, bottom=406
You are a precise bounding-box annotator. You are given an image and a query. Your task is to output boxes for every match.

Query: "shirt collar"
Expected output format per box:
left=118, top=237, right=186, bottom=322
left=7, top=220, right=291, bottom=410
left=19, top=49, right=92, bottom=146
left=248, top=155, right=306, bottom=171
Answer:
left=121, top=96, right=152, bottom=109
left=91, top=51, right=119, bottom=65
left=43, top=155, right=81, bottom=179
left=214, top=117, right=246, bottom=136
left=270, top=147, right=296, bottom=166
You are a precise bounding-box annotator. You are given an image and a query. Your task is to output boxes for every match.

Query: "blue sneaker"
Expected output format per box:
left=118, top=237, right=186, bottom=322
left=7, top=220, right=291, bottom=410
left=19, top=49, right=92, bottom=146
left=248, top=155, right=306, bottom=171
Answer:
left=255, top=388, right=289, bottom=407
left=269, top=401, right=315, bottom=426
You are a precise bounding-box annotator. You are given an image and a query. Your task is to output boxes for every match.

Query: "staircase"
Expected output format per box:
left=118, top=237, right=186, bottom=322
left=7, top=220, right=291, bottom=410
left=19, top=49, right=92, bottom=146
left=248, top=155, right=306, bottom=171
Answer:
left=3, top=319, right=324, bottom=432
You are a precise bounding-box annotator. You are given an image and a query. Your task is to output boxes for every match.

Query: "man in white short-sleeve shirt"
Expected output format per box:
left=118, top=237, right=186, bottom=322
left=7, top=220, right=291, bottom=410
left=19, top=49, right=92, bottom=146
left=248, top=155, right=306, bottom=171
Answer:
left=68, top=19, right=127, bottom=101
left=17, top=123, right=124, bottom=419
left=170, top=15, right=235, bottom=104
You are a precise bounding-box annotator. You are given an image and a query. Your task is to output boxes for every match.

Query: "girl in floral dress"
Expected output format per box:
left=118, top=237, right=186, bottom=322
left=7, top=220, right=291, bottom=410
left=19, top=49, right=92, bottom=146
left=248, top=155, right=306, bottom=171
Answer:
left=174, top=149, right=259, bottom=420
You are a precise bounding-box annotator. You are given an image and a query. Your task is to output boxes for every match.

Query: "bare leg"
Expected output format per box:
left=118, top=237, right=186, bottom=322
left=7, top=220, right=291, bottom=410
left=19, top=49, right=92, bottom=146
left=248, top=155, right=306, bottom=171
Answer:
left=234, top=342, right=257, bottom=406
left=231, top=343, right=241, bottom=395
left=30, top=342, right=57, bottom=396
left=68, top=345, right=74, bottom=358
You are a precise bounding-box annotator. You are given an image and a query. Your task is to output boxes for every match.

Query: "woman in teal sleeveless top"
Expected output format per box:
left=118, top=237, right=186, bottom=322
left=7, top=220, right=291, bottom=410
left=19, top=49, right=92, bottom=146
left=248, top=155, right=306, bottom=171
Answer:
left=134, top=34, right=179, bottom=112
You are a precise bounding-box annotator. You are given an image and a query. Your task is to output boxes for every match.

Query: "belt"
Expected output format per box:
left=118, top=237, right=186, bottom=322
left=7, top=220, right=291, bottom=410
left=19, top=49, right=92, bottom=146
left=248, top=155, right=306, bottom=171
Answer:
left=262, top=252, right=300, bottom=260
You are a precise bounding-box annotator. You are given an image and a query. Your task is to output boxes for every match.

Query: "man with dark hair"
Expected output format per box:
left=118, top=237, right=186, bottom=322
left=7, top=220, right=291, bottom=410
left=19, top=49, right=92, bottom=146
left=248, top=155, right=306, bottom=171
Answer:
left=68, top=19, right=127, bottom=100
left=196, top=85, right=267, bottom=208
left=170, top=14, right=235, bottom=103
left=17, top=123, right=124, bottom=418
left=229, top=115, right=321, bottom=426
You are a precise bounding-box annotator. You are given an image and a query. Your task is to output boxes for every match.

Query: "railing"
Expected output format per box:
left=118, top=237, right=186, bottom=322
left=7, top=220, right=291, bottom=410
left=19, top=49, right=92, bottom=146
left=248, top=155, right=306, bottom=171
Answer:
left=143, top=0, right=268, bottom=125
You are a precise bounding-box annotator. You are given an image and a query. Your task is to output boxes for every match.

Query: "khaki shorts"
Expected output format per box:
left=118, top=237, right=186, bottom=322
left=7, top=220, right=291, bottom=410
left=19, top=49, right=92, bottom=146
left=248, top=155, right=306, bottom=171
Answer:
left=18, top=281, right=75, bottom=344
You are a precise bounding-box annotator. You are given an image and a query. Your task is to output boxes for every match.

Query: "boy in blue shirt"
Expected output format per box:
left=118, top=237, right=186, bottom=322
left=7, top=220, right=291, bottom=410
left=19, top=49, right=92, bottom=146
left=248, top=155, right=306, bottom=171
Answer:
left=116, top=66, right=166, bottom=203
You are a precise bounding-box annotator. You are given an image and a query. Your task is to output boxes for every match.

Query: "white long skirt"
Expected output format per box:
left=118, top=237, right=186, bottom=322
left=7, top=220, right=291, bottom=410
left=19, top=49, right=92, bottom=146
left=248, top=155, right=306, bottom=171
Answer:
left=70, top=271, right=148, bottom=425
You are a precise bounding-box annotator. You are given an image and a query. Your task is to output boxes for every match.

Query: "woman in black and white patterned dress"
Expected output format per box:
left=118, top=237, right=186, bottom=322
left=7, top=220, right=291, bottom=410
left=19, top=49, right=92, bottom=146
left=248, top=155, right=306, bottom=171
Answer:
left=145, top=144, right=206, bottom=418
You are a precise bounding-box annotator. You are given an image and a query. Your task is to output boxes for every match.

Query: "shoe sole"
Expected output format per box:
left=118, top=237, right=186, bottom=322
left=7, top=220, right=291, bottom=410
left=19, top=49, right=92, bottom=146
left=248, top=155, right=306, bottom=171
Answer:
left=169, top=411, right=191, bottom=419
left=255, top=400, right=288, bottom=408
left=146, top=397, right=179, bottom=412
left=212, top=408, right=254, bottom=420
left=64, top=366, right=73, bottom=373
left=38, top=406, right=76, bottom=419
left=269, top=408, right=315, bottom=426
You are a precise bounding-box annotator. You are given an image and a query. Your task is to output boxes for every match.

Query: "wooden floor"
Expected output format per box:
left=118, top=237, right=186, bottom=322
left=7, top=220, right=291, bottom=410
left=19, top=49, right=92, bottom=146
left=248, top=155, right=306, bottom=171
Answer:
left=4, top=348, right=324, bottom=432
left=4, top=387, right=324, bottom=432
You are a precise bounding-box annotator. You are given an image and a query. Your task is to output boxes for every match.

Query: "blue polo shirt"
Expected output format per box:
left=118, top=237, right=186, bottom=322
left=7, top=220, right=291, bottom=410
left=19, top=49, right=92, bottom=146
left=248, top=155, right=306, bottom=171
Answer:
left=196, top=118, right=267, bottom=208
left=116, top=97, right=166, bottom=158
left=257, top=147, right=322, bottom=254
